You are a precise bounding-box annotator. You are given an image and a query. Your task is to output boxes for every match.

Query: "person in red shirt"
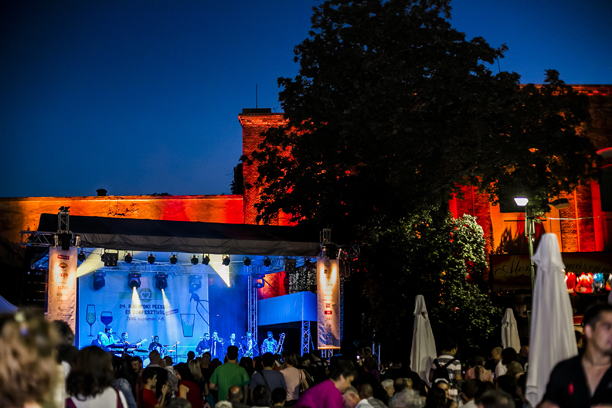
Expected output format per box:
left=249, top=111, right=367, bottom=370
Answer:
left=142, top=368, right=169, bottom=408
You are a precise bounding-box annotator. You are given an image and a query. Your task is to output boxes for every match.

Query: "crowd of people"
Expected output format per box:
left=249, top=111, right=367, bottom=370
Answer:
left=1, top=303, right=612, bottom=408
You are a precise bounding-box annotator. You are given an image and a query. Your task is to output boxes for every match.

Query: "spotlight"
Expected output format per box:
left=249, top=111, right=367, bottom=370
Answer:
left=189, top=274, right=202, bottom=294
left=93, top=271, right=106, bottom=290
left=103, top=252, right=118, bottom=267
left=155, top=273, right=168, bottom=291
left=263, top=256, right=272, bottom=267
left=243, top=257, right=251, bottom=266
left=252, top=274, right=265, bottom=289
left=202, top=255, right=210, bottom=265
left=191, top=255, right=199, bottom=265
left=170, top=254, right=178, bottom=265
left=222, top=255, right=231, bottom=266
left=124, top=253, right=133, bottom=264
left=78, top=250, right=86, bottom=262
left=128, top=272, right=141, bottom=289
left=147, top=254, right=156, bottom=264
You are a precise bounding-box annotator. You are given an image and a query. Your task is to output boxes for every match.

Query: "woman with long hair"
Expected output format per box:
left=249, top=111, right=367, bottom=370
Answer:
left=0, top=312, right=58, bottom=408
left=280, top=352, right=309, bottom=406
left=66, top=346, right=128, bottom=407
left=464, top=356, right=493, bottom=382
left=189, top=359, right=212, bottom=407
left=174, top=362, right=206, bottom=408
left=112, top=356, right=137, bottom=408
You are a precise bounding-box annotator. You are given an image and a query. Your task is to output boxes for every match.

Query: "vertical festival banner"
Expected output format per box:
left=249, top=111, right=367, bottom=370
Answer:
left=48, top=247, right=78, bottom=332
left=317, top=257, right=340, bottom=349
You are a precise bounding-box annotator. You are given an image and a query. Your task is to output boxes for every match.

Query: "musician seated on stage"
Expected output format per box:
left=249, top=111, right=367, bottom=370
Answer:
left=149, top=335, right=163, bottom=352
left=91, top=331, right=109, bottom=349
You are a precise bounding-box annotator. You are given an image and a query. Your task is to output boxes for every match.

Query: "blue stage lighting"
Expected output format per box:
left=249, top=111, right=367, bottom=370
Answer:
left=170, top=254, right=178, bottom=265
left=189, top=274, right=202, bottom=294
left=128, top=272, right=141, bottom=289
left=147, top=254, right=156, bottom=264
left=155, top=273, right=168, bottom=290
left=202, top=255, right=210, bottom=265
left=191, top=255, right=199, bottom=265
left=263, top=256, right=271, bottom=267
left=243, top=257, right=251, bottom=266
left=93, top=271, right=106, bottom=290
left=124, top=253, right=133, bottom=263
left=222, top=255, right=230, bottom=266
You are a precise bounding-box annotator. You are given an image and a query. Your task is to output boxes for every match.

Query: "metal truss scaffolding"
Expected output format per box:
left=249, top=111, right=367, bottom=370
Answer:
left=248, top=274, right=258, bottom=341
left=301, top=320, right=310, bottom=356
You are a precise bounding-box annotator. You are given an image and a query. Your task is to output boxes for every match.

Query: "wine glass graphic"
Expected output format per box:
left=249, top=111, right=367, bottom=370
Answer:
left=86, top=305, right=96, bottom=336
left=100, top=311, right=113, bottom=328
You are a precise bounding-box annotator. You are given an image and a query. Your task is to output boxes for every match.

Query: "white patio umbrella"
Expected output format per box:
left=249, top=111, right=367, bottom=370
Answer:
left=526, top=233, right=578, bottom=407
left=410, top=294, right=437, bottom=386
left=501, top=308, right=521, bottom=353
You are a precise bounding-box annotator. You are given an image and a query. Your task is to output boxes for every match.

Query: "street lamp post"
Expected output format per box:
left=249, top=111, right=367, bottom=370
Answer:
left=514, top=197, right=536, bottom=293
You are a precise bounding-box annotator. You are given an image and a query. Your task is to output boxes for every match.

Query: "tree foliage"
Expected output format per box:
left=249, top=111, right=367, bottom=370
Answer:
left=361, top=210, right=502, bottom=352
left=249, top=0, right=596, bottom=230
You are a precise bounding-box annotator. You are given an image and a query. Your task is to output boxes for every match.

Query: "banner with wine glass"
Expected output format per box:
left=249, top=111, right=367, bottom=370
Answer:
left=78, top=270, right=209, bottom=357
left=48, top=247, right=78, bottom=332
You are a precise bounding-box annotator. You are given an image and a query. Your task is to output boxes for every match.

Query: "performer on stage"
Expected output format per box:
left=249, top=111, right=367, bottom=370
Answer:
left=210, top=331, right=224, bottom=360
left=196, top=333, right=211, bottom=355
left=227, top=333, right=238, bottom=347
left=241, top=332, right=259, bottom=358
left=91, top=331, right=110, bottom=350
left=149, top=335, right=164, bottom=354
left=261, top=331, right=278, bottom=354
left=105, top=326, right=120, bottom=344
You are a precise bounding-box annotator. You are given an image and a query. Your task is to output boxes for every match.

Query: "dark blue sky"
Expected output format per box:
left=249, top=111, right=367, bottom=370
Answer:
left=1, top=0, right=610, bottom=198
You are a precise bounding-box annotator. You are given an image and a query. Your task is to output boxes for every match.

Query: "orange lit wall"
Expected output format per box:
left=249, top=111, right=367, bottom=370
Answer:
left=238, top=111, right=288, bottom=226
left=0, top=195, right=243, bottom=246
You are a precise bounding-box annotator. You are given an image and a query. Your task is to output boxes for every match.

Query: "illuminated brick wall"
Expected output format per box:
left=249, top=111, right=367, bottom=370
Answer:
left=0, top=195, right=243, bottom=246
left=238, top=110, right=287, bottom=225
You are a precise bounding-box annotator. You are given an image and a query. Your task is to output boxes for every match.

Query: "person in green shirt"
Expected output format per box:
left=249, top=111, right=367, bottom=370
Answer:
left=209, top=345, right=251, bottom=403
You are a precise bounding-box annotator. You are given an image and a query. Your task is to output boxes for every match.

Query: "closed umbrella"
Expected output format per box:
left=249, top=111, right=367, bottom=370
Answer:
left=410, top=294, right=437, bottom=386
left=526, top=233, right=577, bottom=407
left=501, top=308, right=521, bottom=353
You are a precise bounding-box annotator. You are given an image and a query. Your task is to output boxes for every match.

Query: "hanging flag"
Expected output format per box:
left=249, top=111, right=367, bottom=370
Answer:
left=48, top=246, right=78, bottom=332
left=317, top=257, right=340, bottom=349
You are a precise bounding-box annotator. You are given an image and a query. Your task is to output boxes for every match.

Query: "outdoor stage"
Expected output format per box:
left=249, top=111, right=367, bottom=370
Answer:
left=28, top=213, right=338, bottom=361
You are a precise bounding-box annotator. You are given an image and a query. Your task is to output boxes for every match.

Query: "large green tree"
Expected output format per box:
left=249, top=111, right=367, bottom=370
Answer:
left=247, top=0, right=597, bottom=352
left=362, top=210, right=501, bottom=353
left=249, top=0, right=596, bottom=231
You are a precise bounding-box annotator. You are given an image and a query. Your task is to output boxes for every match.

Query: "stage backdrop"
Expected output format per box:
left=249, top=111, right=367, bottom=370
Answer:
left=317, top=257, right=340, bottom=349
left=77, top=270, right=209, bottom=356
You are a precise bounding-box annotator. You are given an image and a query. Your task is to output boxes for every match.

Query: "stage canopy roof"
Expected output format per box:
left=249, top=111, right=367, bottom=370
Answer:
left=36, top=214, right=320, bottom=256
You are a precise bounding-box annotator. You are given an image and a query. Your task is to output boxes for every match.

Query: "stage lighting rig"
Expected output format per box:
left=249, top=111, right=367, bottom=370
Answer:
left=102, top=251, right=118, bottom=267
left=189, top=274, right=202, bottom=294
left=222, top=255, right=231, bottom=266
left=252, top=273, right=265, bottom=289
left=124, top=253, right=133, bottom=264
left=263, top=256, right=272, bottom=267
left=191, top=255, right=199, bottom=265
left=202, top=255, right=210, bottom=265
left=78, top=250, right=86, bottom=262
left=93, top=271, right=106, bottom=290
left=170, top=254, right=178, bottom=265
left=128, top=272, right=141, bottom=289
left=243, top=257, right=251, bottom=266
left=147, top=254, right=156, bottom=264
left=155, top=273, right=168, bottom=290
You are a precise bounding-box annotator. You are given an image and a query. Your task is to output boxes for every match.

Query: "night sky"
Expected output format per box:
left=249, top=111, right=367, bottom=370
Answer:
left=1, top=0, right=611, bottom=198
